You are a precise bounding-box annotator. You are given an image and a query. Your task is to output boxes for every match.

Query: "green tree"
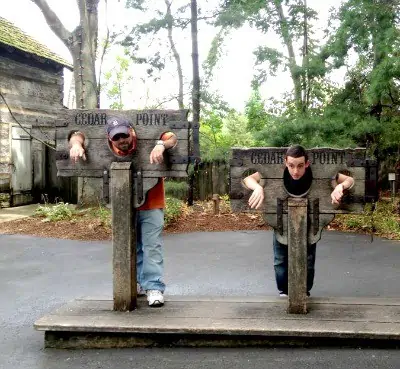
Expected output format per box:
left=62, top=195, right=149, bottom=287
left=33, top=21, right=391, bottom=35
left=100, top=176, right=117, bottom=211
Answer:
left=321, top=0, right=400, bottom=155
left=103, top=54, right=133, bottom=109
left=215, top=0, right=326, bottom=113
left=124, top=0, right=189, bottom=108
left=244, top=88, right=269, bottom=134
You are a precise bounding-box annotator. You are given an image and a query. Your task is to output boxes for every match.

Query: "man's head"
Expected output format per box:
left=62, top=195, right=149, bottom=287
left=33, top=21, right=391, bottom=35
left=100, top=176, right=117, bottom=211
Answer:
left=284, top=145, right=309, bottom=180
left=106, top=116, right=134, bottom=152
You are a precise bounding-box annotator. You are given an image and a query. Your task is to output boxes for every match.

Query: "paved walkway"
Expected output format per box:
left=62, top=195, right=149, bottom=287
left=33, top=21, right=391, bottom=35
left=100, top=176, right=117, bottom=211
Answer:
left=0, top=231, right=399, bottom=366
left=0, top=203, right=38, bottom=222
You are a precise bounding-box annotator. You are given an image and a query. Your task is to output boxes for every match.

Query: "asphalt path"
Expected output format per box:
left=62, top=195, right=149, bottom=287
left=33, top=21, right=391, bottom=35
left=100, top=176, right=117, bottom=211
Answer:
left=0, top=230, right=399, bottom=369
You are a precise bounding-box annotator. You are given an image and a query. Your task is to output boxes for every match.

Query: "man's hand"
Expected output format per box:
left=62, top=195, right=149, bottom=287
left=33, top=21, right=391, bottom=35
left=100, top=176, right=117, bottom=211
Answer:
left=248, top=185, right=264, bottom=209
left=150, top=144, right=165, bottom=164
left=69, top=143, right=86, bottom=163
left=331, top=183, right=344, bottom=204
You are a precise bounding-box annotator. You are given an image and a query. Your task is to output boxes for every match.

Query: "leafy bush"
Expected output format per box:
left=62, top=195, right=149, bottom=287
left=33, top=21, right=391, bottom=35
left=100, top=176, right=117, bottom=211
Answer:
left=164, top=197, right=184, bottom=226
left=35, top=202, right=74, bottom=222
left=334, top=199, right=400, bottom=239
left=165, top=180, right=188, bottom=201
left=84, top=205, right=112, bottom=228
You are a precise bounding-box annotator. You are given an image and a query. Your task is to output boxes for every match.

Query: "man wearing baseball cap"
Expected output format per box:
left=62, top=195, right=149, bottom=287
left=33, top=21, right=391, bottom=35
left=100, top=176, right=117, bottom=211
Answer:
left=106, top=117, right=137, bottom=156
left=69, top=115, right=177, bottom=307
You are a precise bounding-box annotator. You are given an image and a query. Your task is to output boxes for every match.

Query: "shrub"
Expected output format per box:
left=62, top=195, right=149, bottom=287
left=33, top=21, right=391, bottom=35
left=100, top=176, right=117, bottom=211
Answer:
left=35, top=202, right=74, bottom=222
left=84, top=205, right=112, bottom=228
left=165, top=180, right=188, bottom=201
left=164, top=197, right=184, bottom=226
left=334, top=199, right=400, bottom=239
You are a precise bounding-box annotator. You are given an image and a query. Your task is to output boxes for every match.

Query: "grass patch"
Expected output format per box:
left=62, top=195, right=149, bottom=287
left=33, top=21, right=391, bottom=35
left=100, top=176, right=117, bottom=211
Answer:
left=333, top=199, right=400, bottom=240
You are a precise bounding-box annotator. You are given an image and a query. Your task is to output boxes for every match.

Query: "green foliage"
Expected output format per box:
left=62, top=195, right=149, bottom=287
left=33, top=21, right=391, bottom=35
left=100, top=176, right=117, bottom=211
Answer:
left=85, top=206, right=112, bottom=228
left=103, top=53, right=133, bottom=109
left=334, top=200, right=400, bottom=240
left=122, top=0, right=188, bottom=80
left=165, top=180, right=188, bottom=201
left=253, top=47, right=284, bottom=78
left=200, top=107, right=255, bottom=162
left=199, top=92, right=238, bottom=161
left=125, top=0, right=147, bottom=11
left=35, top=203, right=74, bottom=222
left=203, top=27, right=230, bottom=82
left=244, top=88, right=270, bottom=136
left=164, top=197, right=184, bottom=226
left=323, top=0, right=400, bottom=114
left=215, top=0, right=328, bottom=113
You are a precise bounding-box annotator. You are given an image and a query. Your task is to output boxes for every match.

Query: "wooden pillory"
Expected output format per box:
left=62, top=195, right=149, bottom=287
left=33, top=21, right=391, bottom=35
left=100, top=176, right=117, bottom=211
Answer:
left=230, top=147, right=378, bottom=314
left=55, top=109, right=197, bottom=311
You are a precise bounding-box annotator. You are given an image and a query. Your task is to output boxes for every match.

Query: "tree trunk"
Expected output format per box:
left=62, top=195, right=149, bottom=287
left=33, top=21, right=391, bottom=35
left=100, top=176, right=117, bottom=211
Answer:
left=32, top=0, right=99, bottom=109
left=273, top=0, right=303, bottom=112
left=188, top=0, right=200, bottom=206
left=165, top=0, right=184, bottom=109
left=32, top=0, right=101, bottom=206
left=191, top=0, right=200, bottom=157
left=301, top=0, right=310, bottom=112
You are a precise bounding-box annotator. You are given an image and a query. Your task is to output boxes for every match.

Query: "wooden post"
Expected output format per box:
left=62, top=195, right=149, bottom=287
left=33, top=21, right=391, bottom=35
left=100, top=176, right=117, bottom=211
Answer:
left=110, top=162, right=137, bottom=311
left=287, top=197, right=308, bottom=314
left=212, top=194, right=220, bottom=215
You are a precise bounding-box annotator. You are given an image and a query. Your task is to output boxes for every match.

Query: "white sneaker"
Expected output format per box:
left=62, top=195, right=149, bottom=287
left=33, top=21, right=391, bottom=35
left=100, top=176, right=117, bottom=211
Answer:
left=279, top=292, right=288, bottom=297
left=137, top=283, right=146, bottom=296
left=146, top=290, right=164, bottom=307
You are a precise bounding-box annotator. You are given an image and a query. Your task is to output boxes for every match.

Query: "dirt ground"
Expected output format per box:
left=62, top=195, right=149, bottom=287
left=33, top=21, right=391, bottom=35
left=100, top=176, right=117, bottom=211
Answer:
left=0, top=201, right=270, bottom=241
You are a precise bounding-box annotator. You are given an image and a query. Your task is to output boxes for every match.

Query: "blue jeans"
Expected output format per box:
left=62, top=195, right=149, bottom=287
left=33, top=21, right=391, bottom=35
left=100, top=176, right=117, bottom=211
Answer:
left=273, top=234, right=316, bottom=295
left=136, top=209, right=165, bottom=292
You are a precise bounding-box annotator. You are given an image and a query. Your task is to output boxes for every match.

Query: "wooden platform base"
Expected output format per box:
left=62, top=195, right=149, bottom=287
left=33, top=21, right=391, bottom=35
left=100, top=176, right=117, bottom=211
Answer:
left=34, top=296, right=400, bottom=349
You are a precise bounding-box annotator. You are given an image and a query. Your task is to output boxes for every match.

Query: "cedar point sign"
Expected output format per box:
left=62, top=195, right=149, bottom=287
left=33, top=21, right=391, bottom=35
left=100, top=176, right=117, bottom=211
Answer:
left=230, top=147, right=377, bottom=245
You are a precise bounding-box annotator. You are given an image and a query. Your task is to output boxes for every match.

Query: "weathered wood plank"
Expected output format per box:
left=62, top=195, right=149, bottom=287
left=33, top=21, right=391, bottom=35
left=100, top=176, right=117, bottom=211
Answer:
left=57, top=169, right=188, bottom=178
left=230, top=178, right=366, bottom=213
left=230, top=166, right=366, bottom=181
left=0, top=78, right=62, bottom=104
left=0, top=56, right=62, bottom=84
left=0, top=104, right=62, bottom=120
left=0, top=91, right=62, bottom=110
left=54, top=109, right=191, bottom=177
left=56, top=138, right=188, bottom=175
left=56, top=124, right=189, bottom=140
left=0, top=111, right=57, bottom=128
left=260, top=213, right=335, bottom=245
left=0, top=75, right=62, bottom=96
left=34, top=298, right=400, bottom=344
left=231, top=147, right=366, bottom=166
left=230, top=147, right=367, bottom=180
left=287, top=198, right=308, bottom=314
left=110, top=162, right=137, bottom=311
left=55, top=109, right=188, bottom=127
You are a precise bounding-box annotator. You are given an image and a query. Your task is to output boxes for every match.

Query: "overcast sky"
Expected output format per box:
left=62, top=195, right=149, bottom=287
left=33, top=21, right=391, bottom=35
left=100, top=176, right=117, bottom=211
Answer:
left=2, top=0, right=344, bottom=112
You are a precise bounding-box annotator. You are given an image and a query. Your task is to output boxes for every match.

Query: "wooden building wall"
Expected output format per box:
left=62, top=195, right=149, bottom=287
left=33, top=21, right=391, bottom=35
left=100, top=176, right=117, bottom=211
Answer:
left=0, top=51, right=73, bottom=207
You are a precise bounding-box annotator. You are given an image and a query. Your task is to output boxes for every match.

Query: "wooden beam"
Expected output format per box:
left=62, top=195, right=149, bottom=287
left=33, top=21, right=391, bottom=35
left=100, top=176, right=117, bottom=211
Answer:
left=287, top=198, right=308, bottom=314
left=111, top=162, right=136, bottom=311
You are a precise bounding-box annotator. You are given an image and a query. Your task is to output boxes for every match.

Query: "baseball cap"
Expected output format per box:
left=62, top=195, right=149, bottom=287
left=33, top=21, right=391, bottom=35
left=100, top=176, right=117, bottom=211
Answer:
left=106, top=116, right=131, bottom=139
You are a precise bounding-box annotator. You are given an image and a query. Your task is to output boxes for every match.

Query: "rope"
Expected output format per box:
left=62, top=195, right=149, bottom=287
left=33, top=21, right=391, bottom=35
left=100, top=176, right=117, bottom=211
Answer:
left=0, top=91, right=56, bottom=150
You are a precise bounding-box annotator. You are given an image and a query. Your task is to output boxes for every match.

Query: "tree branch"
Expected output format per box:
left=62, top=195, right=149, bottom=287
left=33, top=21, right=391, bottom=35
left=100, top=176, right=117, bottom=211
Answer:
left=31, top=0, right=72, bottom=48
